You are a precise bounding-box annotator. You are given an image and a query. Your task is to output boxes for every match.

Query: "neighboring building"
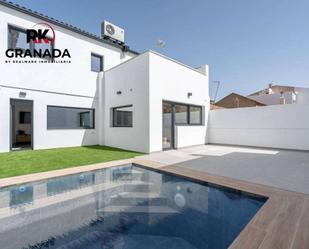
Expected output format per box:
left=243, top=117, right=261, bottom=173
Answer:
left=248, top=84, right=309, bottom=105
left=214, top=93, right=265, bottom=109
left=210, top=104, right=223, bottom=110
left=0, top=0, right=209, bottom=153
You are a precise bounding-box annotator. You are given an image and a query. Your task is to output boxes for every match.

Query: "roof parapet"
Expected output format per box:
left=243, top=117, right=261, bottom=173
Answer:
left=196, top=64, right=209, bottom=76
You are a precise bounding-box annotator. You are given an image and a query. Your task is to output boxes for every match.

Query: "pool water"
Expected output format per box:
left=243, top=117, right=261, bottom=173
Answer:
left=0, top=164, right=266, bottom=249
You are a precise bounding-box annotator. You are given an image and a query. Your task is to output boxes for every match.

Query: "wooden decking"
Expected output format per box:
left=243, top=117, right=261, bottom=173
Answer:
left=136, top=159, right=309, bottom=249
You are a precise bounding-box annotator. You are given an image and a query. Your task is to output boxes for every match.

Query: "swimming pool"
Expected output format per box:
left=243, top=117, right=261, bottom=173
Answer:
left=0, top=164, right=266, bottom=249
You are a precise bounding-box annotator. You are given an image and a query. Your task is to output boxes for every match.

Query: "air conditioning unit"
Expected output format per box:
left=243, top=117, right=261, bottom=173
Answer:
left=102, top=21, right=124, bottom=43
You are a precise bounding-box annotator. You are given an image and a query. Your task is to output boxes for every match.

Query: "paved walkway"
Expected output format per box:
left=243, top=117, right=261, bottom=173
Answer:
left=137, top=145, right=309, bottom=194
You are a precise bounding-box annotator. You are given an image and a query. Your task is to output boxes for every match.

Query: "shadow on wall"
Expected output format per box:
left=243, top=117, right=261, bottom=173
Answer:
left=81, top=73, right=101, bottom=146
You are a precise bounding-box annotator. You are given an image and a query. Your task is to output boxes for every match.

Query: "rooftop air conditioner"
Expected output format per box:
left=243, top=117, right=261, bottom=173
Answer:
left=102, top=21, right=124, bottom=43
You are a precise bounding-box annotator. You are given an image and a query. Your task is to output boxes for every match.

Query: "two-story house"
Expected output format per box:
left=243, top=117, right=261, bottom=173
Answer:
left=0, top=0, right=209, bottom=153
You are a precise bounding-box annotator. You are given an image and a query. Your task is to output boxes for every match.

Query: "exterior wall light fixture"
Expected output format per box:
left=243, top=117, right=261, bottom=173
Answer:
left=19, top=92, right=27, bottom=98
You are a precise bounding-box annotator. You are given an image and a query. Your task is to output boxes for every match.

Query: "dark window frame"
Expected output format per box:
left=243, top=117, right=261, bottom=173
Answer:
left=47, top=105, right=95, bottom=130
left=79, top=111, right=93, bottom=128
left=112, top=105, right=133, bottom=128
left=33, top=36, right=55, bottom=61
left=91, top=53, right=104, bottom=72
left=8, top=25, right=33, bottom=51
left=8, top=24, right=55, bottom=60
left=174, top=104, right=189, bottom=125
left=163, top=100, right=203, bottom=126
left=189, top=105, right=203, bottom=125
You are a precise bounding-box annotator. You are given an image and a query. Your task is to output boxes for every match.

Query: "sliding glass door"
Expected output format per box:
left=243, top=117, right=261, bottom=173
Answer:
left=162, top=101, right=203, bottom=150
left=162, top=102, right=174, bottom=150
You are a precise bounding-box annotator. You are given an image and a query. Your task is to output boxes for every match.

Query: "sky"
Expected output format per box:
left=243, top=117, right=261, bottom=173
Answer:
left=10, top=0, right=309, bottom=100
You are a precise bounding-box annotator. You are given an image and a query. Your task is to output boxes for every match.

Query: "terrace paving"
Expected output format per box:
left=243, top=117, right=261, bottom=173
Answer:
left=137, top=144, right=309, bottom=194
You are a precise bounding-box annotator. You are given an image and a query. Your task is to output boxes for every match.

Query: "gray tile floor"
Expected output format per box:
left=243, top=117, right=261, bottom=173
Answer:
left=138, top=145, right=309, bottom=194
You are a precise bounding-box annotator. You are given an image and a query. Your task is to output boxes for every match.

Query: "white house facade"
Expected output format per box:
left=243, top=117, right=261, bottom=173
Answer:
left=0, top=0, right=209, bottom=153
left=248, top=85, right=309, bottom=106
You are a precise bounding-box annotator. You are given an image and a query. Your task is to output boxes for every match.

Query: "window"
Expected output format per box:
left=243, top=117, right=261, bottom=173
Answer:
left=19, top=112, right=31, bottom=124
left=189, top=106, right=202, bottom=125
left=8, top=25, right=53, bottom=59
left=8, top=26, right=30, bottom=50
left=163, top=101, right=203, bottom=126
left=91, top=53, right=103, bottom=72
left=112, top=105, right=133, bottom=127
left=175, top=104, right=188, bottom=124
left=47, top=106, right=95, bottom=129
left=34, top=37, right=54, bottom=60
left=79, top=111, right=92, bottom=128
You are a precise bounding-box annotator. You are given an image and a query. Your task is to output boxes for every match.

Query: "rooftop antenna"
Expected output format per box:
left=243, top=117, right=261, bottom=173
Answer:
left=269, top=81, right=274, bottom=88
left=212, top=81, right=221, bottom=103
left=267, top=81, right=274, bottom=94
left=156, top=39, right=166, bottom=48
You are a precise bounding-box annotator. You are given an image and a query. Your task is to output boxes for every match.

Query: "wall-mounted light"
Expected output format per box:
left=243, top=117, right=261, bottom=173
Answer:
left=116, top=91, right=122, bottom=95
left=187, top=92, right=192, bottom=98
left=19, top=92, right=27, bottom=98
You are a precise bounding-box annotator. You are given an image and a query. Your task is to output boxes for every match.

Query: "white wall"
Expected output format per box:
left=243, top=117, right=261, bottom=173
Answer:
left=296, top=87, right=309, bottom=104
left=208, top=104, right=309, bottom=150
left=0, top=87, right=99, bottom=152
left=249, top=87, right=309, bottom=106
left=103, top=53, right=150, bottom=153
left=0, top=90, right=10, bottom=152
left=103, top=51, right=209, bottom=153
left=175, top=126, right=207, bottom=148
left=149, top=51, right=209, bottom=152
left=249, top=92, right=294, bottom=105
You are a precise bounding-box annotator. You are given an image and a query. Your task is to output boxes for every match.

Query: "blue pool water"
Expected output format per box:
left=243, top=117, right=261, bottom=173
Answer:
left=0, top=164, right=266, bottom=249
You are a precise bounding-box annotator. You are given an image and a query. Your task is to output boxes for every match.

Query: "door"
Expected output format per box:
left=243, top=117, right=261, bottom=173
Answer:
left=162, top=102, right=174, bottom=150
left=10, top=99, right=33, bottom=150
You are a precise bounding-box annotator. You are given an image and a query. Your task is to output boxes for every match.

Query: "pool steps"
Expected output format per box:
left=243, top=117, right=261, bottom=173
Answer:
left=102, top=205, right=178, bottom=214
left=109, top=192, right=168, bottom=206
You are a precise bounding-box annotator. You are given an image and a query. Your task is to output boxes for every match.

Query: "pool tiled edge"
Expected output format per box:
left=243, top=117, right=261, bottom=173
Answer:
left=0, top=158, right=135, bottom=188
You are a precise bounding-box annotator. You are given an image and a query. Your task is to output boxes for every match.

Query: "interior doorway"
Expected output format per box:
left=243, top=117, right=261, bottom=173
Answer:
left=10, top=99, right=33, bottom=151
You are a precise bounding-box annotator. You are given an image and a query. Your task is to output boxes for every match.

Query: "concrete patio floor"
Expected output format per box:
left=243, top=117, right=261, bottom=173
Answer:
left=137, top=145, right=309, bottom=194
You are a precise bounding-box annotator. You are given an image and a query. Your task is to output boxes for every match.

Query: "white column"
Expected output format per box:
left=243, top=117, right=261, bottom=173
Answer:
left=97, top=72, right=105, bottom=145
left=0, top=87, right=10, bottom=152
